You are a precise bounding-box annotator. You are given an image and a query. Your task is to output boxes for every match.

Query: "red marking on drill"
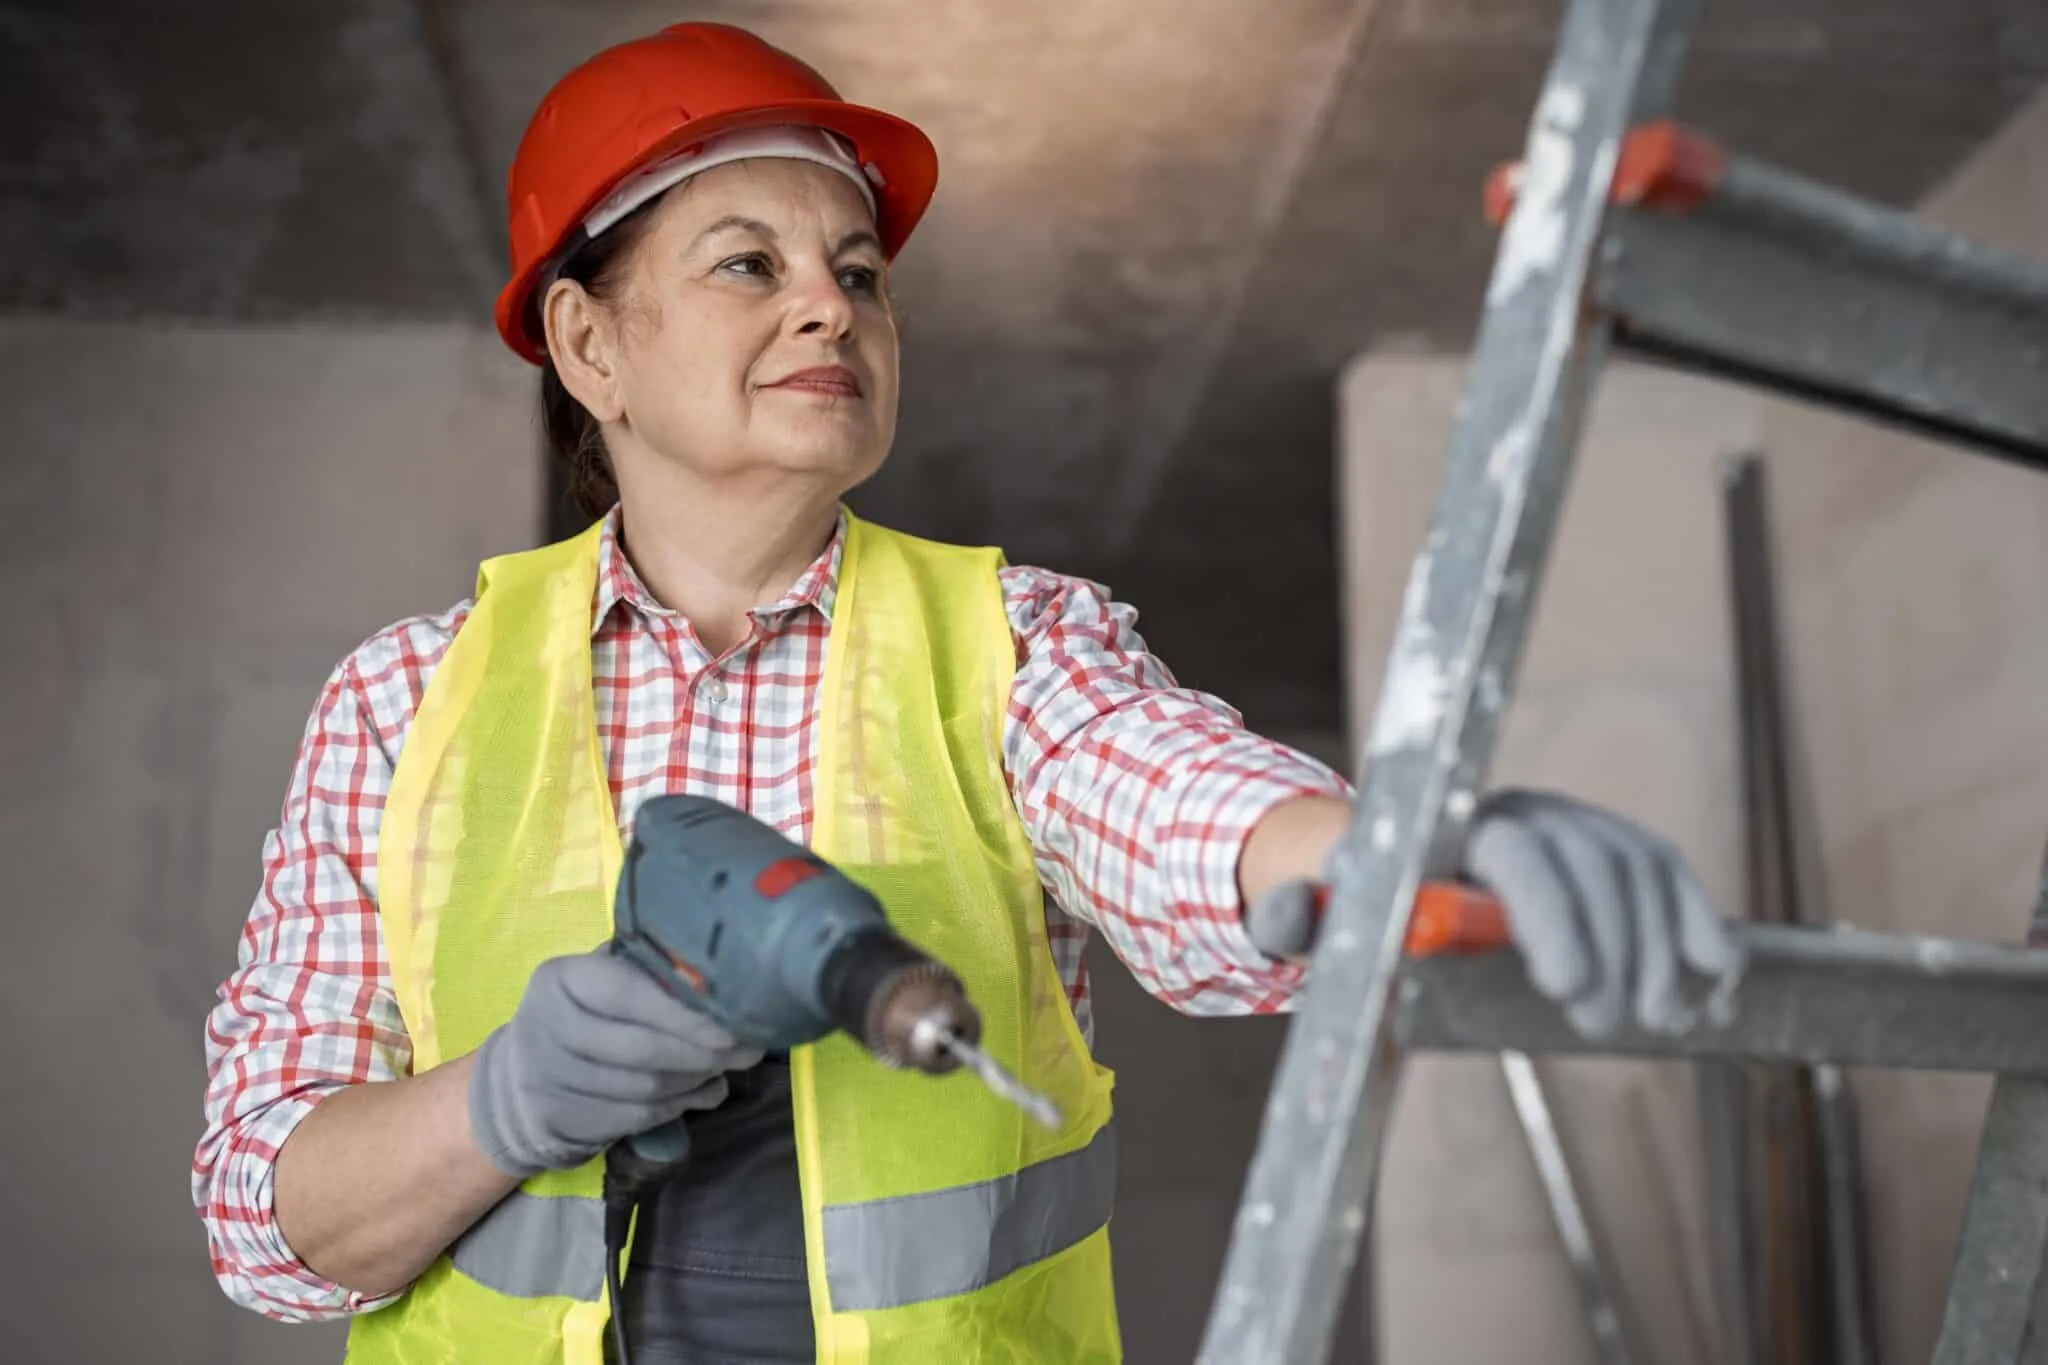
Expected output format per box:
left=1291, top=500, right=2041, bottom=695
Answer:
left=754, top=856, right=824, bottom=899
left=664, top=950, right=707, bottom=994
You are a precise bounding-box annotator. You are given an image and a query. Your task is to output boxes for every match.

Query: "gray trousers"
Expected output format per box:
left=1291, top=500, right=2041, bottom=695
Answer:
left=615, top=1055, right=816, bottom=1365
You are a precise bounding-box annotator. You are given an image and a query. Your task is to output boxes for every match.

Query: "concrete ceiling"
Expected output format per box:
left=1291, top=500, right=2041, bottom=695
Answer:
left=5, top=0, right=2043, bottom=728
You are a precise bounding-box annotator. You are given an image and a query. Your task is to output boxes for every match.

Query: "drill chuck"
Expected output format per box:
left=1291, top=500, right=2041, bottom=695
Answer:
left=820, top=931, right=981, bottom=1073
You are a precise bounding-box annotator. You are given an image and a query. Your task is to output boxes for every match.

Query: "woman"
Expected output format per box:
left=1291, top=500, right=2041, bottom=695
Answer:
left=193, top=22, right=1739, bottom=1364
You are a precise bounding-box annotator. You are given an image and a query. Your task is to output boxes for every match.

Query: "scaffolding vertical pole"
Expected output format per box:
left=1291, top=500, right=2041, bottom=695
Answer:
left=1726, top=455, right=1873, bottom=1365
left=1932, top=842, right=2048, bottom=1365
left=1195, top=1, right=1701, bottom=1360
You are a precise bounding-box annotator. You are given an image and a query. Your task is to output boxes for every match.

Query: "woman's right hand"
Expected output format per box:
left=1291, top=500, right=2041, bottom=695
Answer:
left=467, top=947, right=766, bottom=1178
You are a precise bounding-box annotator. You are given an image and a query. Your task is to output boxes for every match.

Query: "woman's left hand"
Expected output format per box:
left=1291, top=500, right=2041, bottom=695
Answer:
left=1244, top=789, right=1744, bottom=1038
left=1460, top=789, right=1743, bottom=1037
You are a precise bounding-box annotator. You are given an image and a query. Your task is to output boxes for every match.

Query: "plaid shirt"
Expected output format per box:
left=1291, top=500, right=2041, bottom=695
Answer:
left=193, top=509, right=1346, bottom=1322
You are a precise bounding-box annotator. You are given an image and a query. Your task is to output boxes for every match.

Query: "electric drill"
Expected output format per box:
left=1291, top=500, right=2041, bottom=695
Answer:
left=607, top=793, right=1058, bottom=1185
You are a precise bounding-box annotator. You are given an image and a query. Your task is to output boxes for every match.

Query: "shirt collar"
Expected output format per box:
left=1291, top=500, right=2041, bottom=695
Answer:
left=590, top=504, right=844, bottom=638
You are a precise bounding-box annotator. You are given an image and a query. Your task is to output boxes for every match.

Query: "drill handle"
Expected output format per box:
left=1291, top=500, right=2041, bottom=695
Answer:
left=629, top=1114, right=693, bottom=1166
left=608, top=1115, right=693, bottom=1202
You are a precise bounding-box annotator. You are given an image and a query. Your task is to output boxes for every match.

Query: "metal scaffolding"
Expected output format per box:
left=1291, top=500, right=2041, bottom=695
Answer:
left=1195, top=0, right=2048, bottom=1360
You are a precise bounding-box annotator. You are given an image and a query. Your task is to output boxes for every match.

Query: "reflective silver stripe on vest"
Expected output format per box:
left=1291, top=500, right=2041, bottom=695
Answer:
left=451, top=1191, right=606, bottom=1302
left=821, top=1120, right=1117, bottom=1312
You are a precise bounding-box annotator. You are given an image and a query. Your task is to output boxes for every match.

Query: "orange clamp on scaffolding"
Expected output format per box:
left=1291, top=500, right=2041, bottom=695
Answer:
left=1483, top=119, right=1729, bottom=227
left=1406, top=882, right=1511, bottom=957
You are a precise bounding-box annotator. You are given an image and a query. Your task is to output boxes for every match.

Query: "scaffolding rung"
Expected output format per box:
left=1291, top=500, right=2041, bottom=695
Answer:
left=1397, top=924, right=2048, bottom=1075
left=1592, top=133, right=2048, bottom=468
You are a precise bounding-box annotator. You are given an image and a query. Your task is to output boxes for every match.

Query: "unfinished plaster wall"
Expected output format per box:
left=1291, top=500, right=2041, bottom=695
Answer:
left=0, top=317, right=540, bottom=1365
left=1752, top=86, right=2048, bottom=1359
left=1336, top=85, right=2048, bottom=1365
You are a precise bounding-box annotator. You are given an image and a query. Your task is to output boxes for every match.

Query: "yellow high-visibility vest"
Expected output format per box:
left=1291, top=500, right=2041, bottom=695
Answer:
left=343, top=511, right=1121, bottom=1363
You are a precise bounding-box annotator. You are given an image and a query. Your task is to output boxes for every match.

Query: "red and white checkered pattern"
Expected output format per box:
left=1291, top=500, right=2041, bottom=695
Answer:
left=193, top=510, right=1347, bottom=1321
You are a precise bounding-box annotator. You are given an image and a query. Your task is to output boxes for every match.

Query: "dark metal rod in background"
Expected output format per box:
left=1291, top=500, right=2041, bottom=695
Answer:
left=1726, top=456, right=1820, bottom=1365
left=1725, top=455, right=1874, bottom=1365
left=1697, top=1056, right=1759, bottom=1365
left=1811, top=1060, right=1877, bottom=1365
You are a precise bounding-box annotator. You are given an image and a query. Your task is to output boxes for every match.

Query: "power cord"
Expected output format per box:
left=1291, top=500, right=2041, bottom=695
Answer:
left=602, top=1143, right=679, bottom=1365
left=603, top=1167, right=636, bottom=1365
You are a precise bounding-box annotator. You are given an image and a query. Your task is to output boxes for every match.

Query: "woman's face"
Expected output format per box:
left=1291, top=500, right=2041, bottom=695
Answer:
left=578, top=157, right=899, bottom=494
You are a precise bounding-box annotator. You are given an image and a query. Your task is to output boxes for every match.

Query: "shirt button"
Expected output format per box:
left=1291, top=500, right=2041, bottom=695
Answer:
left=703, top=676, right=728, bottom=704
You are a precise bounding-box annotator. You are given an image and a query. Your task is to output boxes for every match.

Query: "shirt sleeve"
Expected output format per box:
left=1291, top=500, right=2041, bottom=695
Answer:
left=1000, top=565, right=1353, bottom=1016
left=191, top=614, right=457, bottom=1321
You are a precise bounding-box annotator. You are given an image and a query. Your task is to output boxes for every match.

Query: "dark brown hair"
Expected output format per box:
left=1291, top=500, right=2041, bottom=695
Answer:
left=536, top=199, right=664, bottom=518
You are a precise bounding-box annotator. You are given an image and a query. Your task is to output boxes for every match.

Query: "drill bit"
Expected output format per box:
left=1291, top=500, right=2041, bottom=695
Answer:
left=942, top=1030, right=1062, bottom=1130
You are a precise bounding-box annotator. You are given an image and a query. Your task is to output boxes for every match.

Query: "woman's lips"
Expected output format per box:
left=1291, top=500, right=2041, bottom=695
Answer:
left=764, top=365, right=862, bottom=397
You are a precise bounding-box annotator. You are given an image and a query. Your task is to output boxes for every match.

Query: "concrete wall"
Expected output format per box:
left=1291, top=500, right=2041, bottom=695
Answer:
left=0, top=317, right=540, bottom=1365
left=1338, top=87, right=2048, bottom=1365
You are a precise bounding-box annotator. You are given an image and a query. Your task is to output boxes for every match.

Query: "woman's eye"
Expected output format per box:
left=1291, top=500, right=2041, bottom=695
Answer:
left=838, top=266, right=881, bottom=296
left=720, top=253, right=773, bottom=279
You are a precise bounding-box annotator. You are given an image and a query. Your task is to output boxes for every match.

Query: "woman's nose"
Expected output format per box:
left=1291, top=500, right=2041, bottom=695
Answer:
left=790, top=269, right=856, bottom=339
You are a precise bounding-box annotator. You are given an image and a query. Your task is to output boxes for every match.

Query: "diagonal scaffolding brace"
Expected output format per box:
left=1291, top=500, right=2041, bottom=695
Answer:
left=1197, top=1, right=1703, bottom=1359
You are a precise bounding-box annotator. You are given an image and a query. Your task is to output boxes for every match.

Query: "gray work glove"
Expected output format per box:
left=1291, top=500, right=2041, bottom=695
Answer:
left=1463, top=789, right=1742, bottom=1036
left=467, top=947, right=766, bottom=1178
left=1246, top=789, right=1743, bottom=1038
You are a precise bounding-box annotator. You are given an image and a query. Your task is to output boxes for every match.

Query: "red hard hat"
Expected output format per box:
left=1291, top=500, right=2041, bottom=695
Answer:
left=494, top=23, right=939, bottom=365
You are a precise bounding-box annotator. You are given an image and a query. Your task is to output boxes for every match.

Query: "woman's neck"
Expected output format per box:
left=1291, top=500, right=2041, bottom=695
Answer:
left=613, top=466, right=843, bottom=657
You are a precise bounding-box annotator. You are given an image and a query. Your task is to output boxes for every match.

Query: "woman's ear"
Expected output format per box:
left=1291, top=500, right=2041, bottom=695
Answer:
left=542, top=279, right=626, bottom=424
